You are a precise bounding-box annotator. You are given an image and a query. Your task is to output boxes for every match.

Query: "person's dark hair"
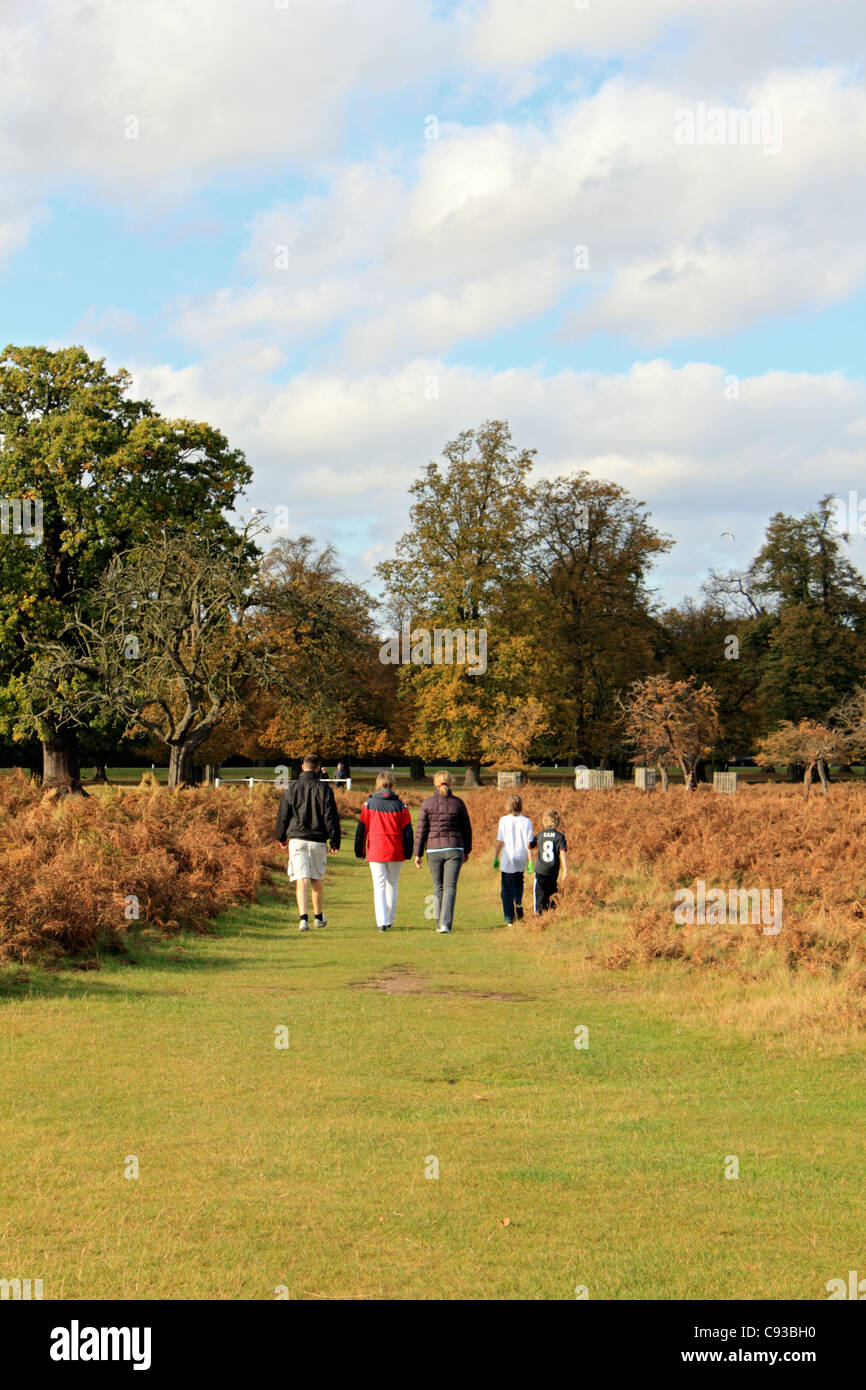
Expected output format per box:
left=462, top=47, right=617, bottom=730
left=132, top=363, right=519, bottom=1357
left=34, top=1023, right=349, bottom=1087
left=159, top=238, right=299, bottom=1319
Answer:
left=302, top=754, right=321, bottom=771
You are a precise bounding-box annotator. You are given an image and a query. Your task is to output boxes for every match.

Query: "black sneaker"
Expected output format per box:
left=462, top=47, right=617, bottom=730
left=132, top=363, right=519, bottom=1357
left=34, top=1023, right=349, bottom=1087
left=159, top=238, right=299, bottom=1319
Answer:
left=515, top=905, right=524, bottom=921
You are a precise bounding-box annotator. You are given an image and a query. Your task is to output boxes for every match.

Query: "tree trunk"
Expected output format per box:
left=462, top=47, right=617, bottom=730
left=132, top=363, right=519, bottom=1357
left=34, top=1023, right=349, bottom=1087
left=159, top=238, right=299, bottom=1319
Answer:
left=408, top=756, right=425, bottom=782
left=168, top=743, right=197, bottom=789
left=42, top=735, right=87, bottom=796
left=656, top=762, right=669, bottom=792
left=91, top=763, right=108, bottom=784
left=817, top=758, right=830, bottom=796
left=680, top=756, right=699, bottom=791
left=464, top=761, right=482, bottom=787
left=803, top=759, right=815, bottom=800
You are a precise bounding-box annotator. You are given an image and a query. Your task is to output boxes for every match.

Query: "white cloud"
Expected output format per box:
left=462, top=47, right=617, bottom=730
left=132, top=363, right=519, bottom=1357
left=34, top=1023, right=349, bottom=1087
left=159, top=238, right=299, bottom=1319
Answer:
left=7, top=0, right=866, bottom=612
left=466, top=0, right=863, bottom=83
left=124, top=354, right=866, bottom=600
left=166, top=65, right=866, bottom=358
left=0, top=0, right=445, bottom=195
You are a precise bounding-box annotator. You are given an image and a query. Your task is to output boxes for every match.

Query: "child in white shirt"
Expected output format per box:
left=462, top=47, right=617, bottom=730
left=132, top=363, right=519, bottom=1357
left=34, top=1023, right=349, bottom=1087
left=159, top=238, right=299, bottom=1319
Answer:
left=494, top=793, right=534, bottom=925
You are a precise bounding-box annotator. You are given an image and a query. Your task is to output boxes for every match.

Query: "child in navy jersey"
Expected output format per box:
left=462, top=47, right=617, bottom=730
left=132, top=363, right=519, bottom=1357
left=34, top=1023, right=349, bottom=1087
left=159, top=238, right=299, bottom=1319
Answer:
left=530, top=809, right=568, bottom=914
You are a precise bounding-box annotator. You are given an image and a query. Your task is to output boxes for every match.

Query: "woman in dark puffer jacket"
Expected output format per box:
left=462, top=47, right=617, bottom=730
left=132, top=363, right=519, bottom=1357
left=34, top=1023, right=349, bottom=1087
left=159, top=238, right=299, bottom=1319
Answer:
left=413, top=770, right=473, bottom=933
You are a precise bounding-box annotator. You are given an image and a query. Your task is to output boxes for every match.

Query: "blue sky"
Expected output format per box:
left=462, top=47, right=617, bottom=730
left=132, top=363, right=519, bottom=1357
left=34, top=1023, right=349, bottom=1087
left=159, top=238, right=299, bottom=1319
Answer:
left=2, top=0, right=865, bottom=601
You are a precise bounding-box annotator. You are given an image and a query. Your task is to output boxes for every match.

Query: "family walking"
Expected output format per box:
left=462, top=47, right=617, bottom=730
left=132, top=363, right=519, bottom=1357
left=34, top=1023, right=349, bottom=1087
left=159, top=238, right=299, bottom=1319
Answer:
left=276, top=759, right=568, bottom=933
left=354, top=769, right=471, bottom=931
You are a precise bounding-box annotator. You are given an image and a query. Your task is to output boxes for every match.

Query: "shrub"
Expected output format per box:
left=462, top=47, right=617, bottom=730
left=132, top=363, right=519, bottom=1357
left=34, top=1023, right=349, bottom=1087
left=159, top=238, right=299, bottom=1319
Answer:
left=0, top=775, right=283, bottom=962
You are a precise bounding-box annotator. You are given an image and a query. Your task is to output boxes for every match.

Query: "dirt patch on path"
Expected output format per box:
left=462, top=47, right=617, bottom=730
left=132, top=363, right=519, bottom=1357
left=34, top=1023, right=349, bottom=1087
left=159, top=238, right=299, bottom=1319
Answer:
left=347, top=964, right=532, bottom=1002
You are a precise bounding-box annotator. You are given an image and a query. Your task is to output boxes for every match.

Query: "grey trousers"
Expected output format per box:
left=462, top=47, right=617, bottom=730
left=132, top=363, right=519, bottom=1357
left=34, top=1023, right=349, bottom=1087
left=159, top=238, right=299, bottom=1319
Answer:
left=428, top=849, right=464, bottom=930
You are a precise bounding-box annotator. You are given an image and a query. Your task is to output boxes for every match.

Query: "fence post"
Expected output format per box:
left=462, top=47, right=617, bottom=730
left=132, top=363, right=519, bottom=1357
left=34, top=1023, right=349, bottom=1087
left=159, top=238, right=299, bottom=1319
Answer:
left=635, top=767, right=656, bottom=791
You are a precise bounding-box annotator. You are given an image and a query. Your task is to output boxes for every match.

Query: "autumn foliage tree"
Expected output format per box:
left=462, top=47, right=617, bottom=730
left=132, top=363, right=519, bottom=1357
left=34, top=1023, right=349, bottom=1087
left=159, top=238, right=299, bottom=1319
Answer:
left=25, top=529, right=264, bottom=789
left=250, top=537, right=398, bottom=766
left=376, top=420, right=537, bottom=785
left=484, top=696, right=550, bottom=771
left=528, top=473, right=671, bottom=764
left=620, top=675, right=720, bottom=790
left=755, top=720, right=848, bottom=798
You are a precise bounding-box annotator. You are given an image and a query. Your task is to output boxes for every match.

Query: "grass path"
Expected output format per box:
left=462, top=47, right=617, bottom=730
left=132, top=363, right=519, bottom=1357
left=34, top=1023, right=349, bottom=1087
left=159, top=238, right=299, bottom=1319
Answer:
left=1, top=822, right=864, bottom=1300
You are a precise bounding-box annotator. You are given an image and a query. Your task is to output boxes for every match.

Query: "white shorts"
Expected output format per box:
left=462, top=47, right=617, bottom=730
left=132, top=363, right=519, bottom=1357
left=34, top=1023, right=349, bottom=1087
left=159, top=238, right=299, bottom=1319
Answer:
left=287, top=839, right=328, bottom=882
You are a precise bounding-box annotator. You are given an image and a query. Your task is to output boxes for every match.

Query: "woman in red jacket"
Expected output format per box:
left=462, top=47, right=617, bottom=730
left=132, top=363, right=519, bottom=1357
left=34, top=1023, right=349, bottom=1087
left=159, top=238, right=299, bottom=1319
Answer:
left=354, top=771, right=413, bottom=931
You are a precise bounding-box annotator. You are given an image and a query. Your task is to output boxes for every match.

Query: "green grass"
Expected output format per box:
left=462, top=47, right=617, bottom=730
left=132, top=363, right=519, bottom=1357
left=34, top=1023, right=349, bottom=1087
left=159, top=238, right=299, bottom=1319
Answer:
left=1, top=821, right=864, bottom=1300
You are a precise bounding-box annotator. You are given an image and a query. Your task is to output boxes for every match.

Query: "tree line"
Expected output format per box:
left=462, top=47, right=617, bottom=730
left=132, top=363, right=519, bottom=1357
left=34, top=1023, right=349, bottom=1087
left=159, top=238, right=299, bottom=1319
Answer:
left=1, top=345, right=865, bottom=791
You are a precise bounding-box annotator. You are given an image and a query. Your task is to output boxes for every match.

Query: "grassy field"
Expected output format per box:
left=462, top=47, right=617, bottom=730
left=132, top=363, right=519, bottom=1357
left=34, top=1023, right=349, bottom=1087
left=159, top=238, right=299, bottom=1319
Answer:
left=1, top=810, right=864, bottom=1300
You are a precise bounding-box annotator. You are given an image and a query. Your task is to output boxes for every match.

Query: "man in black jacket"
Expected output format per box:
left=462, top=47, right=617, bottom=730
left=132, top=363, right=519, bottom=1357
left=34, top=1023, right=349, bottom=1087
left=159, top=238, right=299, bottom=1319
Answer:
left=276, top=754, right=341, bottom=931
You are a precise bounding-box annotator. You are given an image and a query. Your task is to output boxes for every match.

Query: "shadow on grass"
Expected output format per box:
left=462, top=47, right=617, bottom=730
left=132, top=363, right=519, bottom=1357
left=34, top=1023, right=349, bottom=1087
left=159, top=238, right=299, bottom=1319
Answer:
left=0, top=941, right=250, bottom=1002
left=0, top=890, right=304, bottom=1003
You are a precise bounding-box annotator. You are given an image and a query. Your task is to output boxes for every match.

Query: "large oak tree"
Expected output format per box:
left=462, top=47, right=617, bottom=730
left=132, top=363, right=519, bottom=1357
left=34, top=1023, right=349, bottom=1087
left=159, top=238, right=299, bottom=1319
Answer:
left=0, top=345, right=250, bottom=791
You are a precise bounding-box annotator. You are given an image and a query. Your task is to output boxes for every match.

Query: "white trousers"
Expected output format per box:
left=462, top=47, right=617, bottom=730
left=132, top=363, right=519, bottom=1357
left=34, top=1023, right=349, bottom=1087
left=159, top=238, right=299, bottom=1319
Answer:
left=369, top=861, right=402, bottom=927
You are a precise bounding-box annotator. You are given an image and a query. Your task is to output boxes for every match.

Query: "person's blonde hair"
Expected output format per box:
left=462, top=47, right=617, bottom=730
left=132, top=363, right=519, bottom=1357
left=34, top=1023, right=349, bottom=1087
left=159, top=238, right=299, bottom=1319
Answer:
left=375, top=771, right=394, bottom=790
left=505, top=793, right=522, bottom=814
left=543, top=808, right=560, bottom=829
left=434, top=770, right=452, bottom=796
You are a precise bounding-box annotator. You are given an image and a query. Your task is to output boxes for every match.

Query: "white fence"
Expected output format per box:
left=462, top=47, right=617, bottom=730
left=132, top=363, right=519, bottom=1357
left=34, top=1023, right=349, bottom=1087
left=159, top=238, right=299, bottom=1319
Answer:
left=574, top=767, right=614, bottom=791
left=214, top=776, right=352, bottom=791
left=497, top=770, right=527, bottom=788
left=634, top=767, right=657, bottom=791
left=713, top=771, right=737, bottom=795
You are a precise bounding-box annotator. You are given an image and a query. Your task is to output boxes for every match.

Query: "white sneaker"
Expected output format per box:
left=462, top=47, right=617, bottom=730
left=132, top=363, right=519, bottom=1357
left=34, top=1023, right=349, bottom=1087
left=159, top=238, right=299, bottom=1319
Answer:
left=299, top=920, right=310, bottom=932
left=437, top=925, right=451, bottom=933
left=314, top=914, right=327, bottom=928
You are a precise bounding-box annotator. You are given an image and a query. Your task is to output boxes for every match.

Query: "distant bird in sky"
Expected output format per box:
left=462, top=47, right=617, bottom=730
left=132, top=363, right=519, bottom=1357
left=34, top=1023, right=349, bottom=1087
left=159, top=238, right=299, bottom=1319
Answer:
left=721, top=531, right=735, bottom=540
